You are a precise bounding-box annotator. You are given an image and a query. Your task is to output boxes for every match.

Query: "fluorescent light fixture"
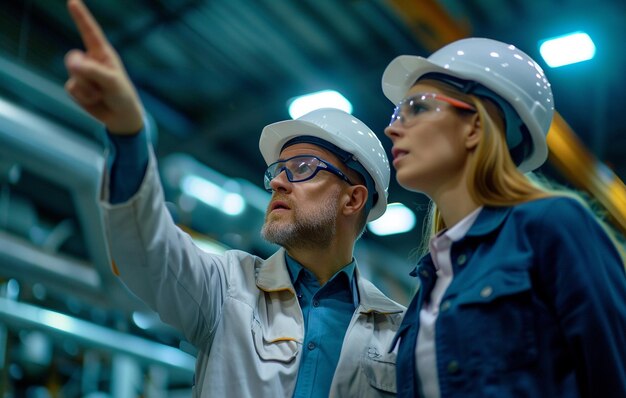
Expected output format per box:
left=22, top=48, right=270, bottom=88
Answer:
left=539, top=32, right=596, bottom=68
left=181, top=175, right=246, bottom=216
left=367, top=202, right=416, bottom=236
left=288, top=90, right=353, bottom=119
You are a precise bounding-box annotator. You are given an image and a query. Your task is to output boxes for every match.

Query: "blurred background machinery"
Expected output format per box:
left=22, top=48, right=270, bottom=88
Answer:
left=0, top=0, right=625, bottom=396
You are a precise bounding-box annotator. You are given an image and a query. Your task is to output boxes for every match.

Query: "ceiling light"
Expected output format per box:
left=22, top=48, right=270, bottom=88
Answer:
left=288, top=90, right=353, bottom=119
left=367, top=202, right=416, bottom=236
left=181, top=175, right=246, bottom=216
left=539, top=32, right=596, bottom=68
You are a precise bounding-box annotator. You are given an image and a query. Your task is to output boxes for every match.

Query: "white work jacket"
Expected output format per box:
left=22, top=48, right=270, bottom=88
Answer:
left=101, top=154, right=405, bottom=397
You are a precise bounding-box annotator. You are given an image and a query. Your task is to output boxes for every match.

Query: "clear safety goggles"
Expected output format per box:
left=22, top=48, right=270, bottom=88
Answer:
left=264, top=155, right=353, bottom=192
left=389, top=92, right=476, bottom=127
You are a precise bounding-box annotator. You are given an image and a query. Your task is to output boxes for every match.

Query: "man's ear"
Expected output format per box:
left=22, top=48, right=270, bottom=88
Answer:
left=342, top=185, right=368, bottom=217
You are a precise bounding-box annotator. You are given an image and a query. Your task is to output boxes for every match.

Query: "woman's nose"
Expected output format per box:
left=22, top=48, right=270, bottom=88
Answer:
left=384, top=121, right=403, bottom=141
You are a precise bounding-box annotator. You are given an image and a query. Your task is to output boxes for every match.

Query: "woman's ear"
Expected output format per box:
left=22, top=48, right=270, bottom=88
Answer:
left=342, top=185, right=368, bottom=217
left=465, top=113, right=481, bottom=150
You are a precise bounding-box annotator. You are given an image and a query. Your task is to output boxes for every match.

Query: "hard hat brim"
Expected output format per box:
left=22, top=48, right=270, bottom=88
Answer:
left=259, top=119, right=328, bottom=166
left=382, top=55, right=457, bottom=105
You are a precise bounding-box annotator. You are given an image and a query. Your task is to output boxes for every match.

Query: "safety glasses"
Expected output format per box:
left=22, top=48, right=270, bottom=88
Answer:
left=389, top=92, right=476, bottom=127
left=264, top=155, right=353, bottom=192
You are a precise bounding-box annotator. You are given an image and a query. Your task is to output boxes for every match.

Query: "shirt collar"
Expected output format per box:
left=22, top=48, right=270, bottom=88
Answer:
left=428, top=206, right=482, bottom=254
left=285, top=252, right=356, bottom=286
left=285, top=252, right=358, bottom=307
left=256, top=249, right=403, bottom=314
left=417, top=206, right=485, bottom=275
left=446, top=206, right=483, bottom=242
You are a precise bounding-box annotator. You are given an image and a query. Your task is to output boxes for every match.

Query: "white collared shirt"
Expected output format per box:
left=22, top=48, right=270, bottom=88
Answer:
left=416, top=207, right=482, bottom=398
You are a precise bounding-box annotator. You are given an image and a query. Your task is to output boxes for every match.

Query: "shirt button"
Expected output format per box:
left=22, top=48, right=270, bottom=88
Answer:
left=480, top=285, right=493, bottom=298
left=307, top=342, right=316, bottom=350
left=440, top=299, right=451, bottom=312
left=457, top=254, right=467, bottom=266
left=312, top=300, right=320, bottom=307
left=419, top=269, right=430, bottom=278
left=447, top=360, right=460, bottom=374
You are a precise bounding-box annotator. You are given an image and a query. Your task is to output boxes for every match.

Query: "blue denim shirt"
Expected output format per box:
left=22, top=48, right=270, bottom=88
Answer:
left=392, top=197, right=626, bottom=398
left=285, top=254, right=358, bottom=398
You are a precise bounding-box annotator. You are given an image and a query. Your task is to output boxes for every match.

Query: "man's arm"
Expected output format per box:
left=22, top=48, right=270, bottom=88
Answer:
left=65, top=0, right=228, bottom=347
left=65, top=0, right=149, bottom=201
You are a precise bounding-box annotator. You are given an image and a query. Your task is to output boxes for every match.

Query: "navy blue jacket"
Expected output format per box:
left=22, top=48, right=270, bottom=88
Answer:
left=393, top=196, right=626, bottom=398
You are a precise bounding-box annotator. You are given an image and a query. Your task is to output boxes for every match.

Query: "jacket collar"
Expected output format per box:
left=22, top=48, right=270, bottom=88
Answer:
left=356, top=268, right=405, bottom=314
left=465, top=205, right=512, bottom=237
left=256, top=248, right=404, bottom=314
left=256, top=248, right=295, bottom=294
left=409, top=205, right=513, bottom=277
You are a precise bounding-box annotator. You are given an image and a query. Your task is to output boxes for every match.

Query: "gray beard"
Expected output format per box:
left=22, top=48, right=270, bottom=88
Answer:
left=261, top=192, right=338, bottom=250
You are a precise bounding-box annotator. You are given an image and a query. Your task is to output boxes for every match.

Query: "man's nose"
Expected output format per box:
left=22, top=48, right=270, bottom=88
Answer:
left=269, top=169, right=292, bottom=192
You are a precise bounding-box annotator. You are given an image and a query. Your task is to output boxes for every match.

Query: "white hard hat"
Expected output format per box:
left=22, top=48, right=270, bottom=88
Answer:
left=259, top=108, right=390, bottom=222
left=382, top=37, right=554, bottom=172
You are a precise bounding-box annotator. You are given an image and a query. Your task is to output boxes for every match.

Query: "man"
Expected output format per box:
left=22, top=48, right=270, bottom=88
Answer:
left=64, top=0, right=404, bottom=397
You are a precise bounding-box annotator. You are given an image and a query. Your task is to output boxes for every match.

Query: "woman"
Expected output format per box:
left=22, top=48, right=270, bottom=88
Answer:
left=382, top=38, right=626, bottom=397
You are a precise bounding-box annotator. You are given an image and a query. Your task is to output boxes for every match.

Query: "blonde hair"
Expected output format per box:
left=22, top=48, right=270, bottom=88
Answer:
left=416, top=83, right=625, bottom=265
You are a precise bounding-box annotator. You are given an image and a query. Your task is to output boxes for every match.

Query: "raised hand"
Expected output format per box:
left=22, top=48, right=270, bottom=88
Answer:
left=65, top=0, right=144, bottom=135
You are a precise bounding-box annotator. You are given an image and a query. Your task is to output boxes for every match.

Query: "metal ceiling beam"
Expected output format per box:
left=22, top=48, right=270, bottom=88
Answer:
left=547, top=114, right=626, bottom=234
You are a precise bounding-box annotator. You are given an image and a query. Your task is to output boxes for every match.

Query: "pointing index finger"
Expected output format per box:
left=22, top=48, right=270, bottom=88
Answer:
left=67, top=0, right=111, bottom=54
